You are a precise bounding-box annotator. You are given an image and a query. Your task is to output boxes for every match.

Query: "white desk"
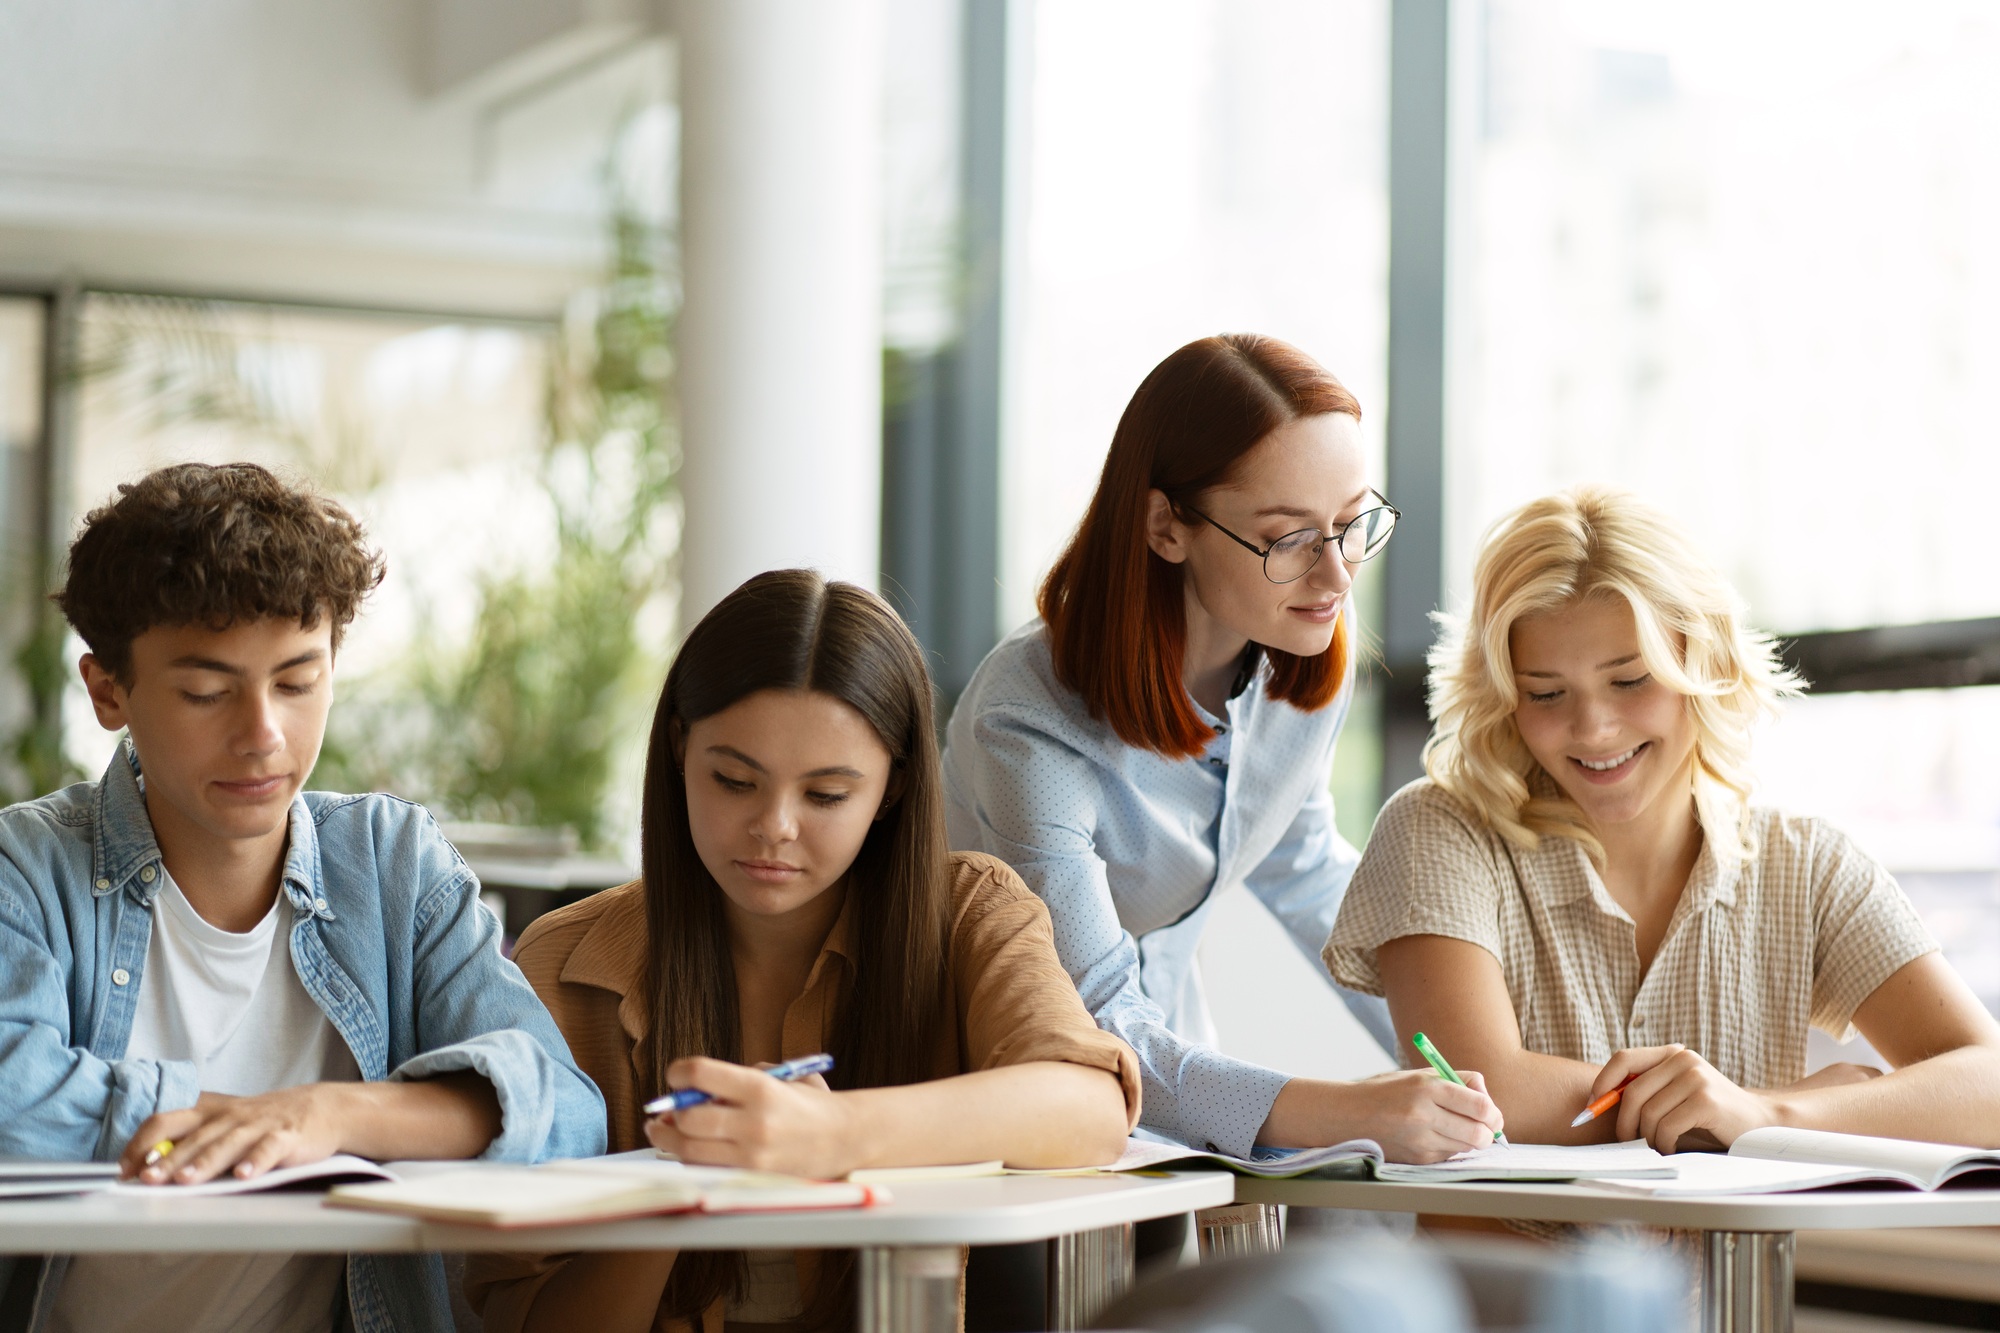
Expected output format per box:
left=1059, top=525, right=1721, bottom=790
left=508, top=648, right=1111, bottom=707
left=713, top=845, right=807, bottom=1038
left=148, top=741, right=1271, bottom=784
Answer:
left=0, top=1171, right=1231, bottom=1333
left=1231, top=1175, right=2000, bottom=1333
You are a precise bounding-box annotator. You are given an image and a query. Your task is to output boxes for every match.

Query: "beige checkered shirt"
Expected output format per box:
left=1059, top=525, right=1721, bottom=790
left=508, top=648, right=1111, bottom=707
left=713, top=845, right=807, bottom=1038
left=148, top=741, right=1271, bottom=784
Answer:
left=1324, top=780, right=1938, bottom=1088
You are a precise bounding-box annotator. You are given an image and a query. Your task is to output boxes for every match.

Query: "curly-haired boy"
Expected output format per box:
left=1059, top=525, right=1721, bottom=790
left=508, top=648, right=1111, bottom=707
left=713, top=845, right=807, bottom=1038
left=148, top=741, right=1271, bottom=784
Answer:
left=0, top=462, right=605, bottom=1333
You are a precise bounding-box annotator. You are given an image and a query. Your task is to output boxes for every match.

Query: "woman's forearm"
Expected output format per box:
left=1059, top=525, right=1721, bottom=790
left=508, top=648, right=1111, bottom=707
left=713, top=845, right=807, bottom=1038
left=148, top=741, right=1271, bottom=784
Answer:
left=1426, top=1047, right=1617, bottom=1146
left=1775, top=1045, right=2000, bottom=1147
left=840, top=1062, right=1129, bottom=1170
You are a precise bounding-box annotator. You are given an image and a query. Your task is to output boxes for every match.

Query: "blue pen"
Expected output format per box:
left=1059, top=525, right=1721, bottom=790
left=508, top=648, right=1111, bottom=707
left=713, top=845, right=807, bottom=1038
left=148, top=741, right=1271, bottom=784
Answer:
left=644, top=1052, right=836, bottom=1116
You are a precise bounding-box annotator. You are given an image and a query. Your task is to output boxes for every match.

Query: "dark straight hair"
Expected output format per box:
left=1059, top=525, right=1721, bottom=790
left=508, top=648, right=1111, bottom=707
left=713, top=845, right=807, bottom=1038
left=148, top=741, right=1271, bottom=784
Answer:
left=641, top=568, right=953, bottom=1327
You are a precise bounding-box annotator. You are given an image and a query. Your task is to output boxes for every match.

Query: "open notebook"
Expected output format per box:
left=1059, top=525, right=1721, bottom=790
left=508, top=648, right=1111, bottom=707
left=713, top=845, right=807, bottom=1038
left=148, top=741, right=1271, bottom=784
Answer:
left=1595, top=1127, right=2000, bottom=1196
left=102, top=1155, right=397, bottom=1199
left=327, top=1155, right=885, bottom=1228
left=1109, top=1136, right=1674, bottom=1182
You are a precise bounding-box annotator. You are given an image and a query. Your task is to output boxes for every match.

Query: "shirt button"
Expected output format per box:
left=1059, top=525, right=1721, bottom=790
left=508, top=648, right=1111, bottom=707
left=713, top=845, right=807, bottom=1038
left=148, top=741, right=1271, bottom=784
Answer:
left=314, top=898, right=329, bottom=912
left=1632, top=1016, right=1647, bottom=1030
left=111, top=968, right=130, bottom=986
left=139, top=866, right=156, bottom=884
left=94, top=878, right=110, bottom=890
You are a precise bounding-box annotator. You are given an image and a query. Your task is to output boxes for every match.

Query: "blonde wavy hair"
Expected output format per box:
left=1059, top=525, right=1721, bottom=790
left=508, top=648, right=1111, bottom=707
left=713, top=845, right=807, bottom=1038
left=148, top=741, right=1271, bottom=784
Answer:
left=1423, top=485, right=1800, bottom=862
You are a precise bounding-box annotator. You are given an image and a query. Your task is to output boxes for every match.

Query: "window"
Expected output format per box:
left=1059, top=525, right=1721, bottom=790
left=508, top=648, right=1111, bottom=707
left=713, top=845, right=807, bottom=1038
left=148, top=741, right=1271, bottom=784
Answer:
left=1009, top=0, right=1393, bottom=642
left=63, top=294, right=558, bottom=779
left=0, top=297, right=46, bottom=804
left=56, top=282, right=679, bottom=859
left=1010, top=1, right=1397, bottom=1076
left=1448, top=0, right=2000, bottom=633
left=1449, top=0, right=2000, bottom=1025
left=1759, top=686, right=2000, bottom=1017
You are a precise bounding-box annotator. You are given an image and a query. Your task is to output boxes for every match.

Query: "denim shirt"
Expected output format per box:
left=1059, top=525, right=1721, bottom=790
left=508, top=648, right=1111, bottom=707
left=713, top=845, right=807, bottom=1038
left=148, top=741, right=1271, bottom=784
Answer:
left=0, top=741, right=607, bottom=1332
left=942, top=621, right=1395, bottom=1159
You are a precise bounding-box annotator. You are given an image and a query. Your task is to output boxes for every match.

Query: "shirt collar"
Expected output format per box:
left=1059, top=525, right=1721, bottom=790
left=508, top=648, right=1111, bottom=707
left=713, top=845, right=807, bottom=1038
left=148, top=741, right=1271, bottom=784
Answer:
left=1521, top=807, right=1739, bottom=917
left=89, top=736, right=327, bottom=918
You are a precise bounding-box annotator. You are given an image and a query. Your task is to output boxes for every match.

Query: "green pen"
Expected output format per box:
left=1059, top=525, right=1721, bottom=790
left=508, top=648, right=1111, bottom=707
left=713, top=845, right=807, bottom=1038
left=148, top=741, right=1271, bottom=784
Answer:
left=1411, top=1031, right=1508, bottom=1144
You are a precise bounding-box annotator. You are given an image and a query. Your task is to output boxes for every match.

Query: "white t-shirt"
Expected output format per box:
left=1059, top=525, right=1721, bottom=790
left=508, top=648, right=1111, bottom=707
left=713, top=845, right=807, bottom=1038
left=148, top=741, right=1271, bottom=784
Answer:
left=51, top=872, right=362, bottom=1333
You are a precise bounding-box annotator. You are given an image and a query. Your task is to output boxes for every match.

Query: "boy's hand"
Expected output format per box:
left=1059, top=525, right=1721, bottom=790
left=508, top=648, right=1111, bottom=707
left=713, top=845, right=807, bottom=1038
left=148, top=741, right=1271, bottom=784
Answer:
left=645, top=1057, right=859, bottom=1178
left=1596, top=1045, right=1780, bottom=1151
left=121, top=1085, right=348, bottom=1185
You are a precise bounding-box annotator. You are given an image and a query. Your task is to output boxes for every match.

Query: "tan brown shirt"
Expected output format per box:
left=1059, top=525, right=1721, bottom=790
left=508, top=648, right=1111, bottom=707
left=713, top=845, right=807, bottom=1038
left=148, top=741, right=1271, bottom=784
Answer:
left=465, top=851, right=1141, bottom=1333
left=1324, top=780, right=1938, bottom=1088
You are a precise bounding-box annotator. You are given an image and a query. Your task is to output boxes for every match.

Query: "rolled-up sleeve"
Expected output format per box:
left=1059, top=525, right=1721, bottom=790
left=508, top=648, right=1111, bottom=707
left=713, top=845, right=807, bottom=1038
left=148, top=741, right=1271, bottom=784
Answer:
left=396, top=844, right=606, bottom=1163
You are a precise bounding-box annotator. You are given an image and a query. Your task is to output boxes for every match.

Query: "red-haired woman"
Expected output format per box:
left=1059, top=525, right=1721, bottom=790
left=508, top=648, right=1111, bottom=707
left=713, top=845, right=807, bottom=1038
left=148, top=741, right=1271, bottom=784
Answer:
left=943, top=335, right=1503, bottom=1168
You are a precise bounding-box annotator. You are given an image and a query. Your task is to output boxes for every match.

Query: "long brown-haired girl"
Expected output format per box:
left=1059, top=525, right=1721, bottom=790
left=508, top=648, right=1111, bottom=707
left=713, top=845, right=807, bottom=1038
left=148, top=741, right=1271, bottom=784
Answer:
left=942, top=334, right=1503, bottom=1169
left=467, top=570, right=1138, bottom=1333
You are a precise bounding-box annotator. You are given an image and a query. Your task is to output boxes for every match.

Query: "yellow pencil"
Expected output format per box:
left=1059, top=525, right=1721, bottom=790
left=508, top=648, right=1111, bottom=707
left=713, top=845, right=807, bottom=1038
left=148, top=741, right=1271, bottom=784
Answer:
left=142, top=1139, right=175, bottom=1168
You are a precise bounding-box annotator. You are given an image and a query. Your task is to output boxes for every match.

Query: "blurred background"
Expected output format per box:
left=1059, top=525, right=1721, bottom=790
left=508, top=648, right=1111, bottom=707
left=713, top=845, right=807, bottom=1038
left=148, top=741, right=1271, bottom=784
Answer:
left=2, top=0, right=1999, bottom=1163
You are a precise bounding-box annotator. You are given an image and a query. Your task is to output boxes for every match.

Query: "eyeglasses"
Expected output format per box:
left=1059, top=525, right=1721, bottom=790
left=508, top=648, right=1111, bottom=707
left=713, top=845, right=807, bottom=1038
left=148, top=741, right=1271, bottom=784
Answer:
left=1181, top=491, right=1401, bottom=584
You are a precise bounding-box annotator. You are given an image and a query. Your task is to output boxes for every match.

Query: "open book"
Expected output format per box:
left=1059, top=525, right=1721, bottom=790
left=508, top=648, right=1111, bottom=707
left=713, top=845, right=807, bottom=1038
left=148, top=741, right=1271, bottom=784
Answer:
left=1109, top=1136, right=1674, bottom=1182
left=1596, top=1127, right=2000, bottom=1196
left=106, top=1154, right=397, bottom=1199
left=328, top=1155, right=885, bottom=1228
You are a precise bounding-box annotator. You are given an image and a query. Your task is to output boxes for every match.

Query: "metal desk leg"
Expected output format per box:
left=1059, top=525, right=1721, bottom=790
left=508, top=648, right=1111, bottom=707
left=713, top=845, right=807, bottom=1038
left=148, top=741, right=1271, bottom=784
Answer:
left=1046, top=1223, right=1135, bottom=1329
left=859, top=1245, right=962, bottom=1333
left=1196, top=1203, right=1283, bottom=1260
left=1702, top=1230, right=1794, bottom=1333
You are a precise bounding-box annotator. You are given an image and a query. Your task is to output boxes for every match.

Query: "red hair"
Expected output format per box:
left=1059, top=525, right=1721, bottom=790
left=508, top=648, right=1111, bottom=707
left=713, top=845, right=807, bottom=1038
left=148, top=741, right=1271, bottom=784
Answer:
left=1038, top=334, right=1361, bottom=758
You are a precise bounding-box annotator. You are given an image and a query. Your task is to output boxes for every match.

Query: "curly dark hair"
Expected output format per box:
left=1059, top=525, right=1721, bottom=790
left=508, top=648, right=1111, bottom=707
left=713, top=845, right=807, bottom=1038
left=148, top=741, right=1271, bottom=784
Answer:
left=53, top=462, right=387, bottom=682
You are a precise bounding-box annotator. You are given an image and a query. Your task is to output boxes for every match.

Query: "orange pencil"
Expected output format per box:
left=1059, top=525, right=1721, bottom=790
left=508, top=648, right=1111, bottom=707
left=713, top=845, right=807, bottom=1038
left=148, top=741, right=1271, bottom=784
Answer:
left=1570, top=1073, right=1638, bottom=1127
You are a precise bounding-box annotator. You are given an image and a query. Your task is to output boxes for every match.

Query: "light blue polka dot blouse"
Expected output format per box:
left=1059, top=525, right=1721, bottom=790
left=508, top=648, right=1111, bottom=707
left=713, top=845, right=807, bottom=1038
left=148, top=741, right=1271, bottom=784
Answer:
left=942, top=619, right=1396, bottom=1158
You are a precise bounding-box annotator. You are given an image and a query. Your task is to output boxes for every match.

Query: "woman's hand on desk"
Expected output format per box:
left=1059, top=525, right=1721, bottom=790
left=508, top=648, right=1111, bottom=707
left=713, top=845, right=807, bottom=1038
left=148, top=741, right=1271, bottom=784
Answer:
left=1595, top=1045, right=1780, bottom=1152
left=1261, top=1069, right=1505, bottom=1164
left=646, top=1056, right=858, bottom=1178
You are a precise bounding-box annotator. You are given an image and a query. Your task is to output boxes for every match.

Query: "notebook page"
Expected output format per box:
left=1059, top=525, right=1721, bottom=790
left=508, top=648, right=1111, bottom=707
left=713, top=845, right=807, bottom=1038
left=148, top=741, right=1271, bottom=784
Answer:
left=1376, top=1140, right=1674, bottom=1181
left=107, top=1153, right=395, bottom=1198
left=1730, top=1127, right=1992, bottom=1188
left=1590, top=1152, right=1917, bottom=1196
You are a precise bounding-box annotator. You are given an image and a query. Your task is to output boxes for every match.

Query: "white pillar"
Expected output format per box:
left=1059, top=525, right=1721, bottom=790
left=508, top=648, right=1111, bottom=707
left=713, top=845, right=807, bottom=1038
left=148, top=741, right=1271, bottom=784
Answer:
left=674, top=0, right=885, bottom=627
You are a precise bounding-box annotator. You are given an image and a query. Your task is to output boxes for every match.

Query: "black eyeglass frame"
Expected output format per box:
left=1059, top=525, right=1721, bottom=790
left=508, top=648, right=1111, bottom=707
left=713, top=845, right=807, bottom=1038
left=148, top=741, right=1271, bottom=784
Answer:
left=1180, top=489, right=1402, bottom=585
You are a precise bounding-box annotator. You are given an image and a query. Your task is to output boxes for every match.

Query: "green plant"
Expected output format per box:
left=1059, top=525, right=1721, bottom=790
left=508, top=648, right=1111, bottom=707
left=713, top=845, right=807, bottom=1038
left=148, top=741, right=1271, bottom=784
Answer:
left=0, top=612, right=82, bottom=807
left=318, top=193, right=679, bottom=850
left=22, top=178, right=678, bottom=851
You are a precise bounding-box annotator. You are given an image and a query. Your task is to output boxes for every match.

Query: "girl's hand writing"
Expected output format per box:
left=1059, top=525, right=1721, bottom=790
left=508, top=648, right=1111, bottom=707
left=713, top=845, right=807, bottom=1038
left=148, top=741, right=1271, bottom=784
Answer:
left=646, top=1056, right=859, bottom=1178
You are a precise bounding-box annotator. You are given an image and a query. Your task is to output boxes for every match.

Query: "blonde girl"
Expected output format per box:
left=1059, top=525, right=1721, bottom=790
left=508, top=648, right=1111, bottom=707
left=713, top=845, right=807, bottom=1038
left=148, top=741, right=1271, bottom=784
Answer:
left=1325, top=485, right=2000, bottom=1150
